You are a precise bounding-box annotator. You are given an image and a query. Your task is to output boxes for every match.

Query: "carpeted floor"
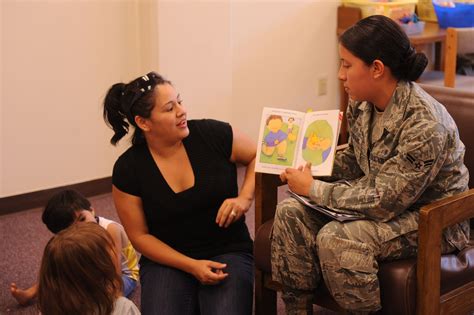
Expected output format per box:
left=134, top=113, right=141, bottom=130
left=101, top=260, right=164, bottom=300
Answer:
left=0, top=193, right=136, bottom=315
left=0, top=173, right=337, bottom=315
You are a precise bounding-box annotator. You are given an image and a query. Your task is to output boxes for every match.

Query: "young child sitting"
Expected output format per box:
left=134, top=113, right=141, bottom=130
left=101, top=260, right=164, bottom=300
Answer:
left=38, top=222, right=140, bottom=315
left=10, top=189, right=139, bottom=305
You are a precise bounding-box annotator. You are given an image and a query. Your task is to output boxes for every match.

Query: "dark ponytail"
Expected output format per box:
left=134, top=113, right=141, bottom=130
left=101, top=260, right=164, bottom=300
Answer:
left=340, top=15, right=428, bottom=81
left=102, top=72, right=171, bottom=146
left=103, top=83, right=129, bottom=145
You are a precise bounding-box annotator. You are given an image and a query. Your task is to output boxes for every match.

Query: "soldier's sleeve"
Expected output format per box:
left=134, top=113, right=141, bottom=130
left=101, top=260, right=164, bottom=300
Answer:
left=324, top=139, right=364, bottom=181
left=309, top=120, right=449, bottom=222
left=319, top=100, right=364, bottom=182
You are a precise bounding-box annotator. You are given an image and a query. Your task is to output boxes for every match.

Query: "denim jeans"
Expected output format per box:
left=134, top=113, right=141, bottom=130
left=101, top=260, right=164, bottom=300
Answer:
left=122, top=275, right=138, bottom=297
left=140, top=252, right=254, bottom=315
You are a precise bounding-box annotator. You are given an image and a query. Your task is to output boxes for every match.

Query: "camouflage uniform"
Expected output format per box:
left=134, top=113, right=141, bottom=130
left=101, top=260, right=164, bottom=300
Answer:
left=271, top=81, right=470, bottom=313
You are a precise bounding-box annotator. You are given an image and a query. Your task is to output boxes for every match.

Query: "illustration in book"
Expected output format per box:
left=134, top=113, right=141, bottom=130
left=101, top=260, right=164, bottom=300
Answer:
left=255, top=107, right=342, bottom=176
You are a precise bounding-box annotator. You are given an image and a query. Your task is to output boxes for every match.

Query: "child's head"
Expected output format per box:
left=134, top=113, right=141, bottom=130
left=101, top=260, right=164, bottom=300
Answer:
left=266, top=115, right=283, bottom=132
left=38, top=222, right=121, bottom=315
left=42, top=189, right=93, bottom=234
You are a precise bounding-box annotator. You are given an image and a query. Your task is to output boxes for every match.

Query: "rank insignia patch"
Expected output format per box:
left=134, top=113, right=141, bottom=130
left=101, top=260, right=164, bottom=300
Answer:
left=406, top=153, right=434, bottom=171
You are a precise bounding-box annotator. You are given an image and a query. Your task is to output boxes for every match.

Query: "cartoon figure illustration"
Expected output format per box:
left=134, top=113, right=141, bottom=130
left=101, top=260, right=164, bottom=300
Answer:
left=287, top=117, right=297, bottom=142
left=262, top=115, right=288, bottom=161
left=302, top=120, right=333, bottom=166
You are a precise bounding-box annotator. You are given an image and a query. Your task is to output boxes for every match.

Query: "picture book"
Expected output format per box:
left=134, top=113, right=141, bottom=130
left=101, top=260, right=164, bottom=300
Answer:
left=255, top=107, right=343, bottom=176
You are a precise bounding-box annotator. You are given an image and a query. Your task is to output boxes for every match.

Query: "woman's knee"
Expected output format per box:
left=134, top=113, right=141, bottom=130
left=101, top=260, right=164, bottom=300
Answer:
left=199, top=254, right=254, bottom=315
left=316, top=221, right=371, bottom=259
left=317, top=219, right=378, bottom=249
left=275, top=198, right=306, bottom=222
left=272, top=198, right=308, bottom=241
left=140, top=263, right=197, bottom=311
left=316, top=221, right=377, bottom=273
left=316, top=221, right=346, bottom=249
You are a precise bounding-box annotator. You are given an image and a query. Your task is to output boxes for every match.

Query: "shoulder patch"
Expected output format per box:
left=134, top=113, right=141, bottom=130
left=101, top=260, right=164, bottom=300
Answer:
left=406, top=153, right=434, bottom=171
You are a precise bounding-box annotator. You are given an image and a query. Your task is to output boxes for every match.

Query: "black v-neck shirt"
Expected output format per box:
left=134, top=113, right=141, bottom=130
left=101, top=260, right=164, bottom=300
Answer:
left=113, top=119, right=253, bottom=263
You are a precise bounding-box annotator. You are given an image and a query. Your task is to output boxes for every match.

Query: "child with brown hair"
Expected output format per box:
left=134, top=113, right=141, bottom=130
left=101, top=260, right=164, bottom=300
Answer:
left=38, top=222, right=140, bottom=315
left=10, top=189, right=139, bottom=305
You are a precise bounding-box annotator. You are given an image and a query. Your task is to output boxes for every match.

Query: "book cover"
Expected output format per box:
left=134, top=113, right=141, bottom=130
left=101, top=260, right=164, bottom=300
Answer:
left=255, top=107, right=342, bottom=176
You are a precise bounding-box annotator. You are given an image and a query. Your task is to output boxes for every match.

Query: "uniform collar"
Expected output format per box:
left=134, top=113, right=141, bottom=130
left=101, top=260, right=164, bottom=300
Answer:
left=352, top=81, right=412, bottom=138
left=381, top=81, right=411, bottom=133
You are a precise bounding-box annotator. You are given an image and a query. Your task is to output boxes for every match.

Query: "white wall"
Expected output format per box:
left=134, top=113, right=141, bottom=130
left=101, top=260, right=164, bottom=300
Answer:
left=1, top=0, right=147, bottom=197
left=157, top=1, right=233, bottom=122
left=157, top=0, right=340, bottom=140
left=1, top=0, right=341, bottom=197
left=137, top=0, right=160, bottom=73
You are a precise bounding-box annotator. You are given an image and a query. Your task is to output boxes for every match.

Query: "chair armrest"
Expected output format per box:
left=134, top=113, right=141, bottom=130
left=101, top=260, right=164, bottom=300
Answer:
left=417, top=189, right=474, bottom=314
left=255, top=173, right=285, bottom=231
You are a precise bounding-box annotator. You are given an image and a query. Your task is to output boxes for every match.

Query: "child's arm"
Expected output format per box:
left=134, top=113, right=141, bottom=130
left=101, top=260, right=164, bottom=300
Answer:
left=10, top=283, right=38, bottom=306
left=106, top=223, right=123, bottom=277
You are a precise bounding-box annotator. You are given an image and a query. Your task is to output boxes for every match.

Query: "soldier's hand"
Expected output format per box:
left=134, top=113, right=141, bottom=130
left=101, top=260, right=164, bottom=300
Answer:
left=285, top=162, right=313, bottom=196
left=280, top=171, right=288, bottom=183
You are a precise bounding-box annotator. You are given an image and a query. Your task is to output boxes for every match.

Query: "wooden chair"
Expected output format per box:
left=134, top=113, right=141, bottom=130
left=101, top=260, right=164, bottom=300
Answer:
left=444, top=27, right=474, bottom=88
left=254, top=84, right=474, bottom=315
left=417, top=190, right=474, bottom=314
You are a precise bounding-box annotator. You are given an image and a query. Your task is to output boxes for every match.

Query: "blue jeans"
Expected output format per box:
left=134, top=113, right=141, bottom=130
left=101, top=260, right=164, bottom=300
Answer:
left=140, top=252, right=254, bottom=315
left=122, top=275, right=138, bottom=297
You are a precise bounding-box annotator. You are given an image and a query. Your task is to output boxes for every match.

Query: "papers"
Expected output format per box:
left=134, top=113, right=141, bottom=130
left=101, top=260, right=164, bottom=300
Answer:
left=287, top=190, right=365, bottom=222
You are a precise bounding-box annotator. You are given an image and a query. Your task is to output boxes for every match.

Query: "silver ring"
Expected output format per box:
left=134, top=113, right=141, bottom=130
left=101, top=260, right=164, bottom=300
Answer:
left=230, top=210, right=237, bottom=217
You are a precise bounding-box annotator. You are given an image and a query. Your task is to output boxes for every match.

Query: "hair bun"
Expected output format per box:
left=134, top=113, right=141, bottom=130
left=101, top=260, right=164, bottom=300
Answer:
left=402, top=52, right=428, bottom=81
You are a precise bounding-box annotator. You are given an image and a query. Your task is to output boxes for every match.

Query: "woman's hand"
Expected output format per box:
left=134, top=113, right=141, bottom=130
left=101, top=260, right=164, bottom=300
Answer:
left=189, top=260, right=228, bottom=285
left=215, top=196, right=252, bottom=228
left=282, top=162, right=313, bottom=197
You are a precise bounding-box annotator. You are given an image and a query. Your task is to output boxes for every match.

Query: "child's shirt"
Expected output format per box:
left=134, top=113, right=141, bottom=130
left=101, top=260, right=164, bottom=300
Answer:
left=112, top=296, right=140, bottom=315
left=98, top=216, right=140, bottom=281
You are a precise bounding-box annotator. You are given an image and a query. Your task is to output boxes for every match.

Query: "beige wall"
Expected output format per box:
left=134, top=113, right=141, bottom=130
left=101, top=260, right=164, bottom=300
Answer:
left=157, top=1, right=233, bottom=122
left=158, top=0, right=340, bottom=140
left=1, top=0, right=340, bottom=198
left=1, top=0, right=148, bottom=197
left=230, top=1, right=340, bottom=137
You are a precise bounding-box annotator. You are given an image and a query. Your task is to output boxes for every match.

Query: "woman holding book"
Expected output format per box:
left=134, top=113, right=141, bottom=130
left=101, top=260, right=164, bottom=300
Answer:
left=103, top=72, right=256, bottom=315
left=271, top=15, right=469, bottom=314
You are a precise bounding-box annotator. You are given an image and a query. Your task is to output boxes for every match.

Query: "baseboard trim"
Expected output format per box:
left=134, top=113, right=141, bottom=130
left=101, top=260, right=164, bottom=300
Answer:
left=0, top=177, right=112, bottom=216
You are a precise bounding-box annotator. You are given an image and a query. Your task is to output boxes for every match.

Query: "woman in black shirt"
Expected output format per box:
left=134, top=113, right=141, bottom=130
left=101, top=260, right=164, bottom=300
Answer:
left=103, top=72, right=256, bottom=315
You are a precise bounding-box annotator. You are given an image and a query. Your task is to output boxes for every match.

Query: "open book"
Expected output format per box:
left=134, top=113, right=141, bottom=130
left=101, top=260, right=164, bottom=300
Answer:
left=287, top=190, right=365, bottom=222
left=255, top=107, right=343, bottom=176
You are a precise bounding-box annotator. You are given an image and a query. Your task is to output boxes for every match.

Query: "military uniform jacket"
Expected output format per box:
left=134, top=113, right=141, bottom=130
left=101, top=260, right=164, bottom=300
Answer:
left=310, top=81, right=469, bottom=250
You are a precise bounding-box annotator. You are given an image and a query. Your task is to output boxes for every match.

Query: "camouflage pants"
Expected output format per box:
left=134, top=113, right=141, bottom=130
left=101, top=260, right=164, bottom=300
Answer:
left=271, top=198, right=455, bottom=313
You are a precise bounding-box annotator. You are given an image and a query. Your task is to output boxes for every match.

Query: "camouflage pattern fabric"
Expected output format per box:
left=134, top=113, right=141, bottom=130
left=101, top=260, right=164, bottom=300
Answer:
left=272, top=198, right=455, bottom=313
left=271, top=81, right=469, bottom=313
left=311, top=81, right=469, bottom=250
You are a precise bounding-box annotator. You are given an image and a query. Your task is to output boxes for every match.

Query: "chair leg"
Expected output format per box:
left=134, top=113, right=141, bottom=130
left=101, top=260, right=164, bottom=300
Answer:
left=255, top=270, right=277, bottom=315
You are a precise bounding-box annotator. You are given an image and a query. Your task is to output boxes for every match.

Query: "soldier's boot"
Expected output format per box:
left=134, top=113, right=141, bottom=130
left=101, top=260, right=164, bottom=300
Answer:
left=281, top=287, right=314, bottom=315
